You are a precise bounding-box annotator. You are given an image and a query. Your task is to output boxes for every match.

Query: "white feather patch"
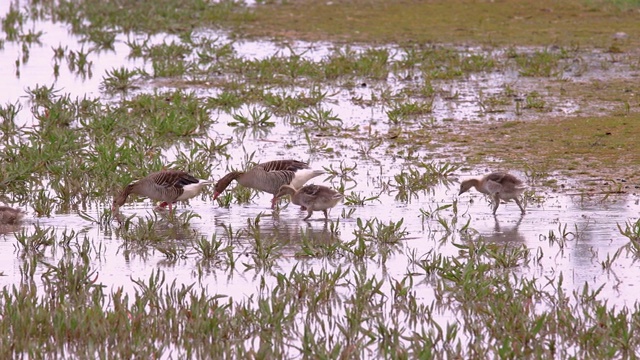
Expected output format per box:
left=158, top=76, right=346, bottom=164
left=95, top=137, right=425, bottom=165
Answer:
left=289, top=169, right=324, bottom=189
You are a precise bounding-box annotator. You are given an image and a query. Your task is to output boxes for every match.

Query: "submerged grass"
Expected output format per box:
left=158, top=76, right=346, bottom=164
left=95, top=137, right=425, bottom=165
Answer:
left=3, top=220, right=640, bottom=358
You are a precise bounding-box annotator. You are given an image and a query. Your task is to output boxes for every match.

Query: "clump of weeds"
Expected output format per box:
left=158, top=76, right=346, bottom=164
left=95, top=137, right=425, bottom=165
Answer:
left=391, top=161, right=457, bottom=202
left=510, top=47, right=572, bottom=78
left=100, top=67, right=141, bottom=93
left=618, top=218, right=640, bottom=259
left=227, top=107, right=275, bottom=128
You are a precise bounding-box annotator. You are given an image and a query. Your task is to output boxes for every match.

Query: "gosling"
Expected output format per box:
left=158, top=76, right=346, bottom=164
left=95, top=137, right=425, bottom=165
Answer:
left=459, top=172, right=526, bottom=215
left=0, top=206, right=25, bottom=225
left=275, top=184, right=344, bottom=220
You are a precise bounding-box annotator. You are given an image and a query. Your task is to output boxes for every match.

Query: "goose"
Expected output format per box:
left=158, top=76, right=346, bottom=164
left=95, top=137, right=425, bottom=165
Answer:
left=112, top=170, right=214, bottom=214
left=458, top=172, right=527, bottom=215
left=0, top=206, right=25, bottom=225
left=275, top=184, right=344, bottom=220
left=213, top=160, right=324, bottom=209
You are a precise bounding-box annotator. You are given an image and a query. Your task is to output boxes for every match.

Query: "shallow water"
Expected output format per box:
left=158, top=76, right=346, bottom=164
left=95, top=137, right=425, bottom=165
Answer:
left=2, top=175, right=639, bottom=307
left=2, top=4, right=640, bottom=356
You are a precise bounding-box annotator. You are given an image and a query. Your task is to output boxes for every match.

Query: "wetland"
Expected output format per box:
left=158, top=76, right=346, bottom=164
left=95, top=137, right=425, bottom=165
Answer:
left=1, top=0, right=640, bottom=358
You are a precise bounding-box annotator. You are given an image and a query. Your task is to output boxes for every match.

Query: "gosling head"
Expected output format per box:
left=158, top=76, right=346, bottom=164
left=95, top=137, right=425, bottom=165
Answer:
left=458, top=179, right=476, bottom=195
left=275, top=185, right=297, bottom=199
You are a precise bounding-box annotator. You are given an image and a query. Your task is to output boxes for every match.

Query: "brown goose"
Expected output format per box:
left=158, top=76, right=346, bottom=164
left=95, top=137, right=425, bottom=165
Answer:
left=213, top=160, right=324, bottom=209
left=458, top=172, right=527, bottom=215
left=0, top=206, right=25, bottom=224
left=112, top=170, right=214, bottom=214
left=275, top=184, right=344, bottom=220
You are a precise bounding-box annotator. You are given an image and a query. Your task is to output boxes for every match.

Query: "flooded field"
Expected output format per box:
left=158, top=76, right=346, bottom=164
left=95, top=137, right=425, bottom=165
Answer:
left=1, top=0, right=640, bottom=358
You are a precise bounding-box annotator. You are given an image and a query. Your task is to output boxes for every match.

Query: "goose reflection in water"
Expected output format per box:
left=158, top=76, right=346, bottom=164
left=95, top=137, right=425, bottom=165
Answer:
left=484, top=215, right=526, bottom=243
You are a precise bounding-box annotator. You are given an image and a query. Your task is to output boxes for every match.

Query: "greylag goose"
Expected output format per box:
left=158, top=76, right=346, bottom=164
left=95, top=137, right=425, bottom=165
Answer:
left=213, top=160, right=324, bottom=209
left=112, top=170, right=214, bottom=214
left=458, top=172, right=527, bottom=215
left=275, top=184, right=344, bottom=220
left=0, top=206, right=25, bottom=224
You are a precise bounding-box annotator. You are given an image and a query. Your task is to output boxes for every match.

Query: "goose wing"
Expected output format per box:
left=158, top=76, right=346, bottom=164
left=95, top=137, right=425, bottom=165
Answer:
left=485, top=172, right=524, bottom=194
left=245, top=160, right=313, bottom=194
left=292, top=184, right=322, bottom=207
left=257, top=160, right=309, bottom=172
left=299, top=184, right=322, bottom=197
left=484, top=172, right=507, bottom=194
left=151, top=171, right=199, bottom=189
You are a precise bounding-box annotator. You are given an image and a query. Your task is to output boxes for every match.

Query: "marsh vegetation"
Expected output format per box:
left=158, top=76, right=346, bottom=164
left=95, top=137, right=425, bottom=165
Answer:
left=1, top=0, right=640, bottom=358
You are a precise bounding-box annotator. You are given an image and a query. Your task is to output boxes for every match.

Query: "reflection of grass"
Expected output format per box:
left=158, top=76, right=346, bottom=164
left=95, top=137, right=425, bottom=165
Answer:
left=619, top=219, right=640, bottom=260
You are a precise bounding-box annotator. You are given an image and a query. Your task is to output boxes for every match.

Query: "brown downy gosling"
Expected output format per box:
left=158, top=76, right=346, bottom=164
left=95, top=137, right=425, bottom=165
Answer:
left=0, top=206, right=26, bottom=225
left=275, top=184, right=344, bottom=220
left=458, top=172, right=527, bottom=215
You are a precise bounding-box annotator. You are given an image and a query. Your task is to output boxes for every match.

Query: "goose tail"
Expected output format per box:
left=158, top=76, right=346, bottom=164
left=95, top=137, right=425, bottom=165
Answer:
left=290, top=169, right=325, bottom=189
